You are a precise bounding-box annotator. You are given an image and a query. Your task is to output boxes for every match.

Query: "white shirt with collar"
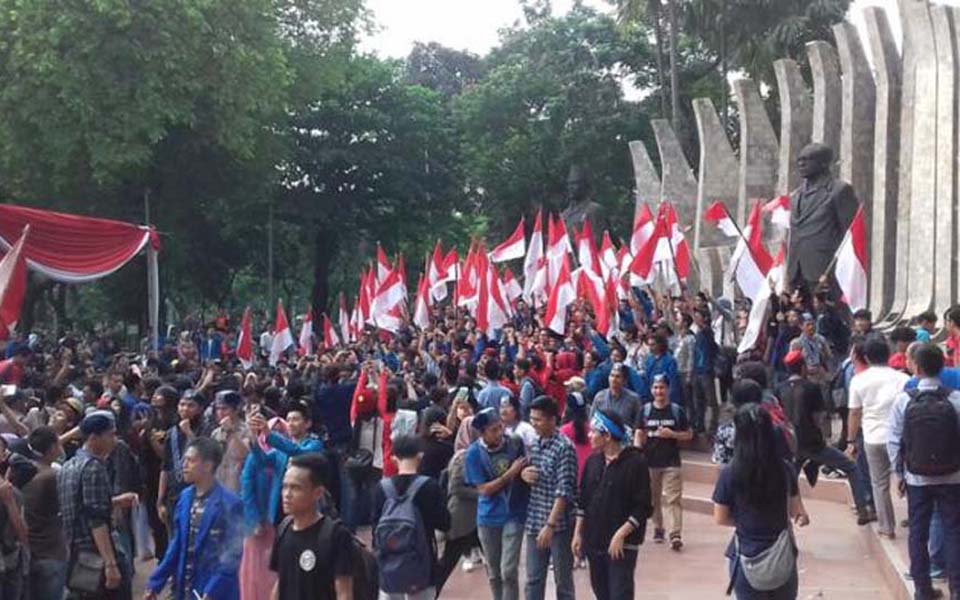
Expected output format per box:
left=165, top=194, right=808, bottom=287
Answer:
left=849, top=365, right=909, bottom=445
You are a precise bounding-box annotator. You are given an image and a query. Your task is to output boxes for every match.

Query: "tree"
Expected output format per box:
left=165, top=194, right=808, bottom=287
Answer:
left=405, top=42, right=486, bottom=99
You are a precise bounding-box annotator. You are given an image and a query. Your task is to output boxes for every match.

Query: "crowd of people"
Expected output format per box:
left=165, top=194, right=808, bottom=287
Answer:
left=0, top=282, right=957, bottom=600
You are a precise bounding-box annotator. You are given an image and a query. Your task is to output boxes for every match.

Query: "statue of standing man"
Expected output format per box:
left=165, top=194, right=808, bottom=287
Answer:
left=787, top=143, right=858, bottom=294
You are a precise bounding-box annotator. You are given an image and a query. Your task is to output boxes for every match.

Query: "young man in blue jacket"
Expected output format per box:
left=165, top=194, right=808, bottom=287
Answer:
left=146, top=436, right=244, bottom=600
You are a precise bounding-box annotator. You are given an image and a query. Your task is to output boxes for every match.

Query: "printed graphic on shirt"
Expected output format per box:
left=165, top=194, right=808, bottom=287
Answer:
left=299, top=549, right=317, bottom=572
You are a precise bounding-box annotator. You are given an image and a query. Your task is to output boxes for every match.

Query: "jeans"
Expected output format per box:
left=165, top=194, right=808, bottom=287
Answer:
left=728, top=558, right=798, bottom=599
left=692, top=373, right=718, bottom=433
left=801, top=446, right=870, bottom=511
left=649, top=467, right=683, bottom=539
left=341, top=467, right=381, bottom=530
left=588, top=549, right=637, bottom=600
left=30, top=558, right=67, bottom=600
left=864, top=443, right=895, bottom=536
left=905, top=484, right=960, bottom=597
left=931, top=509, right=946, bottom=573
left=0, top=562, right=24, bottom=600
left=378, top=587, right=435, bottom=600
left=855, top=432, right=874, bottom=510
left=478, top=521, right=524, bottom=600
left=524, top=528, right=574, bottom=600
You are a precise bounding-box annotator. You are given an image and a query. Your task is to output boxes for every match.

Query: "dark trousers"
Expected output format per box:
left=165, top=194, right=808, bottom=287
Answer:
left=692, top=373, right=718, bottom=433
left=906, top=483, right=960, bottom=597
left=437, top=531, right=480, bottom=595
left=588, top=549, right=637, bottom=600
left=728, top=558, right=798, bottom=599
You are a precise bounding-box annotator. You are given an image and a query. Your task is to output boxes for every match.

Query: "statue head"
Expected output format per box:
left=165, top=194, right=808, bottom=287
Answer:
left=797, top=143, right=834, bottom=179
left=566, top=164, right=591, bottom=204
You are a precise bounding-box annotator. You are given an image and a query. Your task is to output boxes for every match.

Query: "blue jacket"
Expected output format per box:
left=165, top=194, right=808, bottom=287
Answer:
left=247, top=433, right=325, bottom=504
left=641, top=353, right=682, bottom=405
left=147, top=483, right=243, bottom=600
left=693, top=329, right=717, bottom=375
left=586, top=361, right=644, bottom=399
left=240, top=450, right=282, bottom=532
left=906, top=367, right=960, bottom=391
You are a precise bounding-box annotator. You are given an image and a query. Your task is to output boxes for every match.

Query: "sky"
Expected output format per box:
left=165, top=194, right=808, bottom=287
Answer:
left=362, top=0, right=908, bottom=60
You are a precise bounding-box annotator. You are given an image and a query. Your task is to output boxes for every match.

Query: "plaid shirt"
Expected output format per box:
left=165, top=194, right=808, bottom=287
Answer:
left=58, top=448, right=114, bottom=554
left=525, top=432, right=577, bottom=535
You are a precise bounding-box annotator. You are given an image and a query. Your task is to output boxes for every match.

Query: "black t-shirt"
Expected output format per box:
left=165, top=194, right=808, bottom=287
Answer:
left=712, top=462, right=798, bottom=558
left=270, top=515, right=353, bottom=600
left=418, top=437, right=454, bottom=480
left=640, top=403, right=689, bottom=468
left=776, top=377, right=825, bottom=454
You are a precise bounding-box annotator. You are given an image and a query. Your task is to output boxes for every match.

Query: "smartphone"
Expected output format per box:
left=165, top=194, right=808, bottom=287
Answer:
left=0, top=385, right=16, bottom=397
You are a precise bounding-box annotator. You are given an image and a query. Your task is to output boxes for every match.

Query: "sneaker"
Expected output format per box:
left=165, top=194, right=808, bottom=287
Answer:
left=904, top=570, right=946, bottom=581
left=653, top=529, right=665, bottom=544
left=857, top=509, right=878, bottom=526
left=670, top=537, right=683, bottom=552
left=469, top=547, right=484, bottom=565
left=461, top=558, right=475, bottom=573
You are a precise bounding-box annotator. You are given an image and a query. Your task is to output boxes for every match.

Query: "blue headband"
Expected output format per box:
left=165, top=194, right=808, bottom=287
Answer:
left=591, top=411, right=625, bottom=441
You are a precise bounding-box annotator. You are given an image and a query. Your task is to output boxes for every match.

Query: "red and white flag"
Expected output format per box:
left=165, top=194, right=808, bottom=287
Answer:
left=599, top=231, right=617, bottom=279
left=576, top=219, right=602, bottom=276
left=376, top=244, right=392, bottom=283
left=767, top=243, right=787, bottom=296
left=523, top=209, right=546, bottom=303
left=544, top=256, right=576, bottom=335
left=547, top=214, right=572, bottom=291
left=338, top=293, right=351, bottom=344
left=764, top=195, right=791, bottom=229
left=298, top=308, right=315, bottom=356
left=457, top=242, right=481, bottom=309
left=630, top=203, right=655, bottom=255
left=835, top=205, right=868, bottom=311
left=490, top=217, right=526, bottom=263
left=728, top=200, right=774, bottom=302
left=431, top=246, right=458, bottom=302
left=704, top=201, right=740, bottom=238
left=477, top=260, right=511, bottom=336
left=236, top=306, right=253, bottom=370
left=579, top=267, right=611, bottom=337
left=655, top=202, right=691, bottom=282
left=358, top=269, right=372, bottom=324
left=321, top=313, right=340, bottom=350
left=502, top=268, right=523, bottom=302
left=269, top=300, right=295, bottom=366
left=413, top=275, right=431, bottom=330
left=396, top=254, right=408, bottom=302
left=372, top=267, right=406, bottom=325
left=0, top=226, right=28, bottom=340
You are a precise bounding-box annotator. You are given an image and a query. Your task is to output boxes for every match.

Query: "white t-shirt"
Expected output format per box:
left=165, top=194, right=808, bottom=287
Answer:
left=505, top=421, right=538, bottom=453
left=848, top=366, right=910, bottom=445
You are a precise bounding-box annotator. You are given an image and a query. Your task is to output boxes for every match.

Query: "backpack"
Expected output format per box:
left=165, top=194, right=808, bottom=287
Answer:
left=902, top=387, right=960, bottom=476
left=523, top=376, right=546, bottom=399
left=373, top=476, right=432, bottom=594
left=277, top=515, right=378, bottom=600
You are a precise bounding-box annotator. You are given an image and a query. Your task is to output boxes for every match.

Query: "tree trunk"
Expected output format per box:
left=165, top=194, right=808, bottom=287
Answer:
left=650, top=0, right=670, bottom=119
left=311, top=227, right=339, bottom=322
left=666, top=0, right=681, bottom=132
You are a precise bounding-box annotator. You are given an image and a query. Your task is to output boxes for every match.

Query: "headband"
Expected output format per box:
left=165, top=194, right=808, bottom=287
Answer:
left=591, top=411, right=625, bottom=441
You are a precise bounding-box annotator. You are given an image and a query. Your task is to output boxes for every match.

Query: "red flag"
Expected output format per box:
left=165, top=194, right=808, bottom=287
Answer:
left=835, top=205, right=868, bottom=311
left=236, top=306, right=253, bottom=370
left=270, top=300, right=294, bottom=366
left=0, top=226, right=28, bottom=340
left=490, top=217, right=526, bottom=263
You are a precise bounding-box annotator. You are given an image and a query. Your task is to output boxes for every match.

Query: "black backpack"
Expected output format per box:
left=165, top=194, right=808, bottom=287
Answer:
left=902, top=387, right=960, bottom=476
left=277, top=515, right=379, bottom=600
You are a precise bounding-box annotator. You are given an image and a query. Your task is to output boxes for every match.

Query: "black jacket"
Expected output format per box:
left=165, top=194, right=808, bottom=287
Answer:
left=577, top=446, right=652, bottom=551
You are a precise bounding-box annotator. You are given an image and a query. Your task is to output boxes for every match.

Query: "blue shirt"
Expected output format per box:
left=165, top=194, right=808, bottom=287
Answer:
left=477, top=381, right=513, bottom=412
left=905, top=368, right=960, bottom=392
left=464, top=436, right=528, bottom=527
left=887, top=377, right=960, bottom=487
left=524, top=433, right=577, bottom=535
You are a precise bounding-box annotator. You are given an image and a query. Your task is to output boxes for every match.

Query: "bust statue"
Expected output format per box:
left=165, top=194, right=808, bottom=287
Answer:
left=787, top=143, right=858, bottom=293
left=560, top=164, right=608, bottom=234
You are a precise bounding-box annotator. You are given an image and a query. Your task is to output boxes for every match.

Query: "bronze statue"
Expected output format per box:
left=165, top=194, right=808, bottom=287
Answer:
left=787, top=143, right=858, bottom=293
left=560, top=164, right=609, bottom=234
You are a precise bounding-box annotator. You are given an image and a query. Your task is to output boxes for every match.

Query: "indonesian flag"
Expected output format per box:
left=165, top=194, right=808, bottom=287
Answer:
left=376, top=244, right=392, bottom=283
left=457, top=241, right=481, bottom=309
left=728, top=200, right=774, bottom=302
left=544, top=256, right=576, bottom=335
left=396, top=254, right=408, bottom=302
left=338, top=293, right=351, bottom=344
left=764, top=195, right=791, bottom=229
left=373, top=267, right=406, bottom=325
left=236, top=306, right=253, bottom=370
left=704, top=201, right=740, bottom=238
left=350, top=301, right=362, bottom=342
left=477, top=260, right=510, bottom=336
left=576, top=219, right=602, bottom=276
left=298, top=308, right=315, bottom=356
left=490, top=217, right=526, bottom=263
left=630, top=203, right=655, bottom=255
left=321, top=313, right=340, bottom=350
left=377, top=305, right=403, bottom=335
left=738, top=291, right=772, bottom=354
left=413, top=275, right=431, bottom=330
left=835, top=205, right=868, bottom=311
left=503, top=268, right=523, bottom=302
left=0, top=226, right=28, bottom=340
left=269, top=300, right=294, bottom=366
left=523, top=209, right=545, bottom=302
left=579, top=267, right=610, bottom=336
left=767, top=243, right=787, bottom=296
left=654, top=202, right=691, bottom=281
left=599, top=231, right=617, bottom=279
left=431, top=246, right=458, bottom=303
left=547, top=214, right=570, bottom=290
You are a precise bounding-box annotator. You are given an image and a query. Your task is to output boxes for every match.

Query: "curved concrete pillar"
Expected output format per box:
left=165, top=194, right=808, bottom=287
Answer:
left=692, top=98, right=739, bottom=251
left=808, top=41, right=842, bottom=162
left=863, top=6, right=902, bottom=318
left=732, top=79, right=779, bottom=225
left=774, top=59, right=812, bottom=196
left=651, top=119, right=698, bottom=229
left=833, top=22, right=875, bottom=210
left=901, top=0, right=938, bottom=319
left=933, top=5, right=957, bottom=320
left=628, top=140, right=662, bottom=218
